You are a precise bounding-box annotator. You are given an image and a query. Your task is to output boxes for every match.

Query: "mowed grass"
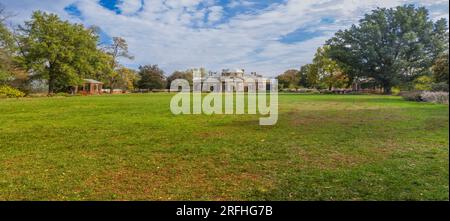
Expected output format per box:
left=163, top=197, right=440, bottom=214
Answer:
left=0, top=94, right=448, bottom=200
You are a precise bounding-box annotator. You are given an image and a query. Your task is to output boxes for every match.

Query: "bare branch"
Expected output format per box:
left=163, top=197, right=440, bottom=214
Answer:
left=0, top=3, right=17, bottom=23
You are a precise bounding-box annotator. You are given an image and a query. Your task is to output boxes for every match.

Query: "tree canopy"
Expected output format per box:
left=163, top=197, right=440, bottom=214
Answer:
left=18, top=11, right=111, bottom=93
left=104, top=37, right=134, bottom=93
left=1, top=4, right=449, bottom=95
left=166, top=70, right=193, bottom=89
left=312, top=46, right=348, bottom=90
left=137, top=65, right=166, bottom=90
left=280, top=46, right=349, bottom=90
left=327, top=5, right=449, bottom=93
left=277, top=69, right=300, bottom=89
left=432, top=52, right=449, bottom=85
left=0, top=5, right=16, bottom=84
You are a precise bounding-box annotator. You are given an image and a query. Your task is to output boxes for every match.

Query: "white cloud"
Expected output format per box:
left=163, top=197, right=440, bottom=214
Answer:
left=1, top=0, right=449, bottom=76
left=117, top=0, right=142, bottom=15
left=227, top=0, right=256, bottom=8
left=207, top=6, right=223, bottom=24
left=0, top=0, right=77, bottom=23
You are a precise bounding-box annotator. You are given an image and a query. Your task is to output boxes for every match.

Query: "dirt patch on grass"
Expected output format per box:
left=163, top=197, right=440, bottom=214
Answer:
left=424, top=117, right=449, bottom=131
left=84, top=167, right=173, bottom=200
left=0, top=155, right=34, bottom=178
left=83, top=155, right=275, bottom=200
left=287, top=108, right=407, bottom=128
left=195, top=131, right=226, bottom=139
left=293, top=149, right=374, bottom=170
left=1, top=155, right=26, bottom=168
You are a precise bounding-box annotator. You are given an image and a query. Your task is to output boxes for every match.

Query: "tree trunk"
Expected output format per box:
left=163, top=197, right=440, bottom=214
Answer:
left=346, top=76, right=355, bottom=89
left=383, top=84, right=392, bottom=94
left=110, top=78, right=114, bottom=94
left=48, top=75, right=55, bottom=95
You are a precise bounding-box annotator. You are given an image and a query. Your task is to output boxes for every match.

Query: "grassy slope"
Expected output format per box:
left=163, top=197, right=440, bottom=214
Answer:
left=0, top=94, right=448, bottom=200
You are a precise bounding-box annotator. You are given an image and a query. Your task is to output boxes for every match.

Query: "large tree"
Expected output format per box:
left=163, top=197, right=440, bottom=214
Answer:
left=0, top=4, right=31, bottom=93
left=116, top=67, right=138, bottom=91
left=312, top=46, right=348, bottom=90
left=0, top=4, right=16, bottom=84
left=104, top=37, right=134, bottom=93
left=327, top=5, right=448, bottom=93
left=432, top=52, right=449, bottom=85
left=166, top=70, right=193, bottom=89
left=277, top=69, right=300, bottom=89
left=18, top=11, right=108, bottom=94
left=304, top=63, right=320, bottom=89
left=324, top=31, right=364, bottom=88
left=297, top=65, right=309, bottom=88
left=0, top=26, right=14, bottom=84
left=137, top=65, right=166, bottom=90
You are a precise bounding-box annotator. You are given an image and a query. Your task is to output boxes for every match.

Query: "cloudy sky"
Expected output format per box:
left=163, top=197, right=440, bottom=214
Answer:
left=1, top=0, right=449, bottom=76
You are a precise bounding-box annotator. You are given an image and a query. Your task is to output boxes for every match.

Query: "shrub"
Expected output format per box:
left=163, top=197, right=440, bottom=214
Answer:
left=0, top=85, right=25, bottom=98
left=400, top=91, right=423, bottom=102
left=391, top=87, right=401, bottom=95
left=413, top=75, right=433, bottom=91
left=421, top=91, right=449, bottom=104
left=431, top=82, right=449, bottom=92
left=400, top=91, right=449, bottom=104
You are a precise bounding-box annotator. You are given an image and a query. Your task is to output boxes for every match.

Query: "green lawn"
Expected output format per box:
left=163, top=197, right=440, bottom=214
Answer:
left=0, top=94, right=448, bottom=200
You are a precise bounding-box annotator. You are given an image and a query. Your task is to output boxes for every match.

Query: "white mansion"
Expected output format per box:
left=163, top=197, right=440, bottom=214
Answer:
left=192, top=68, right=273, bottom=92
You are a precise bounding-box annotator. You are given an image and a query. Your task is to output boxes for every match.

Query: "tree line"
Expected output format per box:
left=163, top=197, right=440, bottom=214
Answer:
left=277, top=5, right=449, bottom=94
left=0, top=6, right=197, bottom=95
left=1, top=4, right=449, bottom=95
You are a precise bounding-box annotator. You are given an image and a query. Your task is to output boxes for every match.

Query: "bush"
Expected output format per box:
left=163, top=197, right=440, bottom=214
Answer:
left=413, top=75, right=433, bottom=91
left=0, top=85, right=26, bottom=98
left=421, top=91, right=449, bottom=104
left=391, top=87, right=401, bottom=95
left=431, top=82, right=449, bottom=92
left=400, top=91, right=423, bottom=102
left=400, top=90, right=449, bottom=104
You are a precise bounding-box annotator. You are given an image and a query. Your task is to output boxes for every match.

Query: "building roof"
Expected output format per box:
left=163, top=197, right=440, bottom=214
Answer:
left=83, top=79, right=104, bottom=84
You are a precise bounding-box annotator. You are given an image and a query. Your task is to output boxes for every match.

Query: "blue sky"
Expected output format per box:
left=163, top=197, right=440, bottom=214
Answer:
left=2, top=0, right=449, bottom=76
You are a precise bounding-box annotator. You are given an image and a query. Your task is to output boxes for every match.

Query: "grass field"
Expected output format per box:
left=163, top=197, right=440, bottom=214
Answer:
left=0, top=94, right=448, bottom=200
